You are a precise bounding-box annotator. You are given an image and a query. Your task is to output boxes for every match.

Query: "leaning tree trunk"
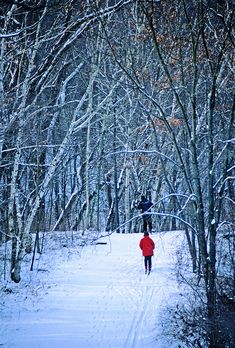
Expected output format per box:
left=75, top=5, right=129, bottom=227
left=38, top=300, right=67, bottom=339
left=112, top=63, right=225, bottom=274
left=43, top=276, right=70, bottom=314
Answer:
left=10, top=69, right=99, bottom=282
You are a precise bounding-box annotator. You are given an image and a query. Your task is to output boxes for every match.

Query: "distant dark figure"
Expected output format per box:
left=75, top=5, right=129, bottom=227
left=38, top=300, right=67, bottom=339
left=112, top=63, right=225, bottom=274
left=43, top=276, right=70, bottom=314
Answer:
left=137, top=195, right=153, bottom=233
left=139, top=232, right=155, bottom=274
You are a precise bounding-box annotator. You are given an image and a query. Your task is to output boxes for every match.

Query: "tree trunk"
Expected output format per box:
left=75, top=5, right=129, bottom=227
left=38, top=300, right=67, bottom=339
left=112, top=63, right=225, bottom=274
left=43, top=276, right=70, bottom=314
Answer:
left=124, top=160, right=131, bottom=233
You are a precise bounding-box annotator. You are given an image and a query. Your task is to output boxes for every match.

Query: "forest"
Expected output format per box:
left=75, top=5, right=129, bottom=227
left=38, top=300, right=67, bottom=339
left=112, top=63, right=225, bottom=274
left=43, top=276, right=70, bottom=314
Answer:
left=0, top=0, right=234, bottom=347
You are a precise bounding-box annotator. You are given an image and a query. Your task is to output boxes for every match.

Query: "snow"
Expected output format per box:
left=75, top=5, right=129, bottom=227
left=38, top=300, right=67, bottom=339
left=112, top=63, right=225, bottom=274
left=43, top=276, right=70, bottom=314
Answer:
left=0, top=231, right=185, bottom=348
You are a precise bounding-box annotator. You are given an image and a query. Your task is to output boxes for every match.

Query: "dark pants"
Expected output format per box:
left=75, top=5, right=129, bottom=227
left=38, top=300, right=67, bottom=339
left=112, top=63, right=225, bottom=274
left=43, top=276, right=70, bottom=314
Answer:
left=143, top=215, right=152, bottom=232
left=144, top=255, right=152, bottom=271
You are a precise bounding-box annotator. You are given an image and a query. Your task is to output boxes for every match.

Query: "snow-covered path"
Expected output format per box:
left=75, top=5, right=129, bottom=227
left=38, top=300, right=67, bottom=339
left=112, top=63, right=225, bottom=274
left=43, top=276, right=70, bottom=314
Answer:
left=1, top=231, right=184, bottom=348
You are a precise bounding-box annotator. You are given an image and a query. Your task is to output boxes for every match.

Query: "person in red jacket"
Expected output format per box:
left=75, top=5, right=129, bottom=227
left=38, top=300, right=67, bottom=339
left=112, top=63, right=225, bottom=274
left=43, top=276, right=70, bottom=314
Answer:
left=139, top=232, right=155, bottom=274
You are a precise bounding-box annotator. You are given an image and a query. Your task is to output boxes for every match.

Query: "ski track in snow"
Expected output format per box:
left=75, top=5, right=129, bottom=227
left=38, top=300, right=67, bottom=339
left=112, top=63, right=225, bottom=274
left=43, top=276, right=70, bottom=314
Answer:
left=0, top=231, right=184, bottom=348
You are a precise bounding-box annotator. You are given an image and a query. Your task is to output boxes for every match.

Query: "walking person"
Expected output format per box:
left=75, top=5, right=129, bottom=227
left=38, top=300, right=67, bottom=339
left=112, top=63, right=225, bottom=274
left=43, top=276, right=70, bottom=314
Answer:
left=137, top=195, right=153, bottom=233
left=139, top=232, right=155, bottom=275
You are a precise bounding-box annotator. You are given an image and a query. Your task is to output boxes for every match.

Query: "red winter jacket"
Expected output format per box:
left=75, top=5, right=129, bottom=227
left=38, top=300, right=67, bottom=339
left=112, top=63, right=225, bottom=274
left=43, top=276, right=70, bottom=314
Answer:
left=139, top=236, right=155, bottom=256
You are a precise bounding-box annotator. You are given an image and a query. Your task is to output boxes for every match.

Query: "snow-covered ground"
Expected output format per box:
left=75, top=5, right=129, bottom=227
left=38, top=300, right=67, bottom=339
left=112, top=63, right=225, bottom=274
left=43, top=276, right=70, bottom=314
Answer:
left=0, top=231, right=186, bottom=348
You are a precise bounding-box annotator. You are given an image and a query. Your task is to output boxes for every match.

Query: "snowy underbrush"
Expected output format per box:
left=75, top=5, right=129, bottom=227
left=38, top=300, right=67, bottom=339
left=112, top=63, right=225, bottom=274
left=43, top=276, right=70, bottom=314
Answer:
left=165, top=287, right=235, bottom=348
left=163, top=231, right=235, bottom=348
left=0, top=229, right=106, bottom=307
